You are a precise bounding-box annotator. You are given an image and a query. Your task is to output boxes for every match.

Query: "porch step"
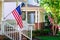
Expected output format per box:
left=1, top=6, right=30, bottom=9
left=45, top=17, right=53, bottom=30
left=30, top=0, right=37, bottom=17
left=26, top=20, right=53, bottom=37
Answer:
left=0, top=35, right=5, bottom=40
left=32, top=38, right=40, bottom=40
left=0, top=35, right=12, bottom=40
left=22, top=35, right=29, bottom=40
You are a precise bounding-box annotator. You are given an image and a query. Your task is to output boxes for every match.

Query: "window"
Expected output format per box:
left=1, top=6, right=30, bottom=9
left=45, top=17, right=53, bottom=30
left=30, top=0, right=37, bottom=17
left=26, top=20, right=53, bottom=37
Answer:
left=22, top=11, right=26, bottom=20
left=22, top=11, right=35, bottom=24
left=34, top=0, right=39, bottom=3
left=27, top=11, right=35, bottom=24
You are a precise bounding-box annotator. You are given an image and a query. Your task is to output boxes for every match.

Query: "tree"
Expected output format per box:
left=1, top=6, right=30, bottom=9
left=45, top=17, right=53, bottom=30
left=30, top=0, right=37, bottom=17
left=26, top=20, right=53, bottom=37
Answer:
left=39, top=0, right=60, bottom=35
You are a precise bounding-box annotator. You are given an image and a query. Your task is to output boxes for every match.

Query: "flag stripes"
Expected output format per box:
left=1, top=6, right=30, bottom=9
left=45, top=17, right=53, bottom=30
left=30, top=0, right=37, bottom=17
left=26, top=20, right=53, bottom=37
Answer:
left=12, top=5, right=23, bottom=29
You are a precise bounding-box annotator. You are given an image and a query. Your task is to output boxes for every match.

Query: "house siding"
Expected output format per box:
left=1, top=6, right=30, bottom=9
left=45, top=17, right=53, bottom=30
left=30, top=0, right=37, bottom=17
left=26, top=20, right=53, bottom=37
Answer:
left=0, top=1, right=2, bottom=22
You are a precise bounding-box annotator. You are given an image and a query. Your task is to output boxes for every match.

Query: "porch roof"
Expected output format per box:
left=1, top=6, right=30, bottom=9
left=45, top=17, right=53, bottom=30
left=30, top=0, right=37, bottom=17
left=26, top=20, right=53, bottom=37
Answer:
left=21, top=6, right=45, bottom=12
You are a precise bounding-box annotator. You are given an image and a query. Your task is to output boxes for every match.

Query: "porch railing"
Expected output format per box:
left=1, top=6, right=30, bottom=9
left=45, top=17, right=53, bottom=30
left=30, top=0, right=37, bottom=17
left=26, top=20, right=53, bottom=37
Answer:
left=1, top=21, right=32, bottom=40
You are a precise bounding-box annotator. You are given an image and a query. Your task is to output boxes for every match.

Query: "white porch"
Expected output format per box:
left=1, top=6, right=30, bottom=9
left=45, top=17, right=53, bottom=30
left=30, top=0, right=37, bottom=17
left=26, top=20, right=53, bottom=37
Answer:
left=0, top=21, right=32, bottom=40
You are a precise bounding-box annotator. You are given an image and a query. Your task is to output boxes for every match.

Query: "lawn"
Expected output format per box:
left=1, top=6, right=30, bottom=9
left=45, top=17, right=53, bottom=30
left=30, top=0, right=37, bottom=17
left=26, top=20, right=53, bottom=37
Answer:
left=32, top=27, right=60, bottom=40
left=36, top=36, right=60, bottom=40
left=35, top=32, right=60, bottom=40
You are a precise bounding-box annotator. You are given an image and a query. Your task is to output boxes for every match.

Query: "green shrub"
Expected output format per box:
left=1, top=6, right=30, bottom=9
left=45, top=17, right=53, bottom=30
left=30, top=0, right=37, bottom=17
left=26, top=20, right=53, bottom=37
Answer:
left=32, top=29, right=51, bottom=37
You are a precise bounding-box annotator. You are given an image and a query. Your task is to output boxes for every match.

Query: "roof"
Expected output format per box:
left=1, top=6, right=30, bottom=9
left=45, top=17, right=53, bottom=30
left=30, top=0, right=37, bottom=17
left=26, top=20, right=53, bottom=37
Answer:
left=27, top=4, right=39, bottom=7
left=4, top=0, right=27, bottom=2
left=21, top=2, right=39, bottom=7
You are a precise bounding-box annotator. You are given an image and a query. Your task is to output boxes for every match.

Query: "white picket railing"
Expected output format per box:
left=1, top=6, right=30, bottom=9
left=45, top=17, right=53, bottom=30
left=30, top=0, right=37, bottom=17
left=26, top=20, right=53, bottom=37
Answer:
left=1, top=21, right=32, bottom=40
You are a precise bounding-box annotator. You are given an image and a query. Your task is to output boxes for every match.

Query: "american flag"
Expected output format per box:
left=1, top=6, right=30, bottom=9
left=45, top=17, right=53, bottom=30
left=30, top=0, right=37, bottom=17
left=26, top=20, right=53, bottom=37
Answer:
left=12, top=5, right=23, bottom=29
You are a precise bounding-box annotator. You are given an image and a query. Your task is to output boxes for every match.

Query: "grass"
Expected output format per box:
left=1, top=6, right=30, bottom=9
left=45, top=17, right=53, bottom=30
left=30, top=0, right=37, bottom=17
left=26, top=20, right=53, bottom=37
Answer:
left=35, top=32, right=60, bottom=40
left=36, top=36, right=60, bottom=40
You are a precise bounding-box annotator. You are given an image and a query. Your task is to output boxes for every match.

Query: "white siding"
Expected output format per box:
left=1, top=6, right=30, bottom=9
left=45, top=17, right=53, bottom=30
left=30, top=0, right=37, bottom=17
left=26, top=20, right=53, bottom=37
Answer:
left=4, top=2, right=16, bottom=20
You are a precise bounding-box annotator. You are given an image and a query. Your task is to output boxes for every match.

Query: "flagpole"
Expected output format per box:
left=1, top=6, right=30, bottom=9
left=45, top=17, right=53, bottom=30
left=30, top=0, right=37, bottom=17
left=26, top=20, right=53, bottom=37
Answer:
left=4, top=0, right=19, bottom=20
left=4, top=12, right=11, bottom=19
left=3, top=0, right=18, bottom=20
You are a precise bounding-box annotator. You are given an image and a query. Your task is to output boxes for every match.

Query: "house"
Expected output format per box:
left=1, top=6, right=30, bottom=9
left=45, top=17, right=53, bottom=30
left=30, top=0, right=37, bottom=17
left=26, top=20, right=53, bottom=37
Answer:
left=0, top=0, right=45, bottom=40
left=0, top=1, right=2, bottom=35
left=2, top=0, right=45, bottom=30
left=21, top=5, right=45, bottom=30
left=0, top=1, right=2, bottom=22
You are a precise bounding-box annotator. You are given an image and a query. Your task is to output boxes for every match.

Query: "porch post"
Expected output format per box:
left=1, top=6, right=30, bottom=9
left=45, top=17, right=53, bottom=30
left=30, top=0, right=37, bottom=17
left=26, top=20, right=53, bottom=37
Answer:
left=20, top=30, right=21, bottom=40
left=1, top=21, right=5, bottom=35
left=1, top=0, right=5, bottom=35
left=31, top=26, right=32, bottom=40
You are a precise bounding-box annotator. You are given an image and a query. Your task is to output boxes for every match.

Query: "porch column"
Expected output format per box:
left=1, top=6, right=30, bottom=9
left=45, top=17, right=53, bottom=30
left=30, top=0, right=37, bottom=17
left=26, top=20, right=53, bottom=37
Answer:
left=35, top=11, right=38, bottom=30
